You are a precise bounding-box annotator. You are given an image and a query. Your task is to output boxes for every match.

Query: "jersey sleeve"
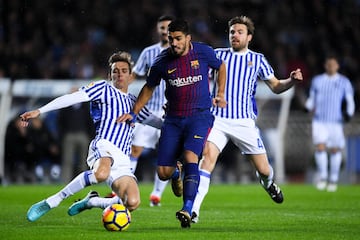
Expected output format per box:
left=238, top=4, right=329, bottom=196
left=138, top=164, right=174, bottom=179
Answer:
left=145, top=55, right=164, bottom=87
left=258, top=55, right=275, bottom=80
left=80, top=80, right=106, bottom=101
left=202, top=44, right=222, bottom=70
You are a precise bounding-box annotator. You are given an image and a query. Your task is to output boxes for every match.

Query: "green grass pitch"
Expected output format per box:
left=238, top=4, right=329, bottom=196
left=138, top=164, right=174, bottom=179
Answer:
left=0, top=183, right=359, bottom=240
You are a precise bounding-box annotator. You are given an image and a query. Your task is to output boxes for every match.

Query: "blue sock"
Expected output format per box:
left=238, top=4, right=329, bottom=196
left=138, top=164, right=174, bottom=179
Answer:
left=182, top=163, right=199, bottom=213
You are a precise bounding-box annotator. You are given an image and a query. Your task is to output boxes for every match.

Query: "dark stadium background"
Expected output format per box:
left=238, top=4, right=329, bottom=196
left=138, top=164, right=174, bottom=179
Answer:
left=1, top=0, right=359, bottom=184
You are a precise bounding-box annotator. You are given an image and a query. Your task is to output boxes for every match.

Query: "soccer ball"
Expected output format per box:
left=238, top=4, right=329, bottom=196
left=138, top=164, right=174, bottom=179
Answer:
left=102, top=204, right=131, bottom=231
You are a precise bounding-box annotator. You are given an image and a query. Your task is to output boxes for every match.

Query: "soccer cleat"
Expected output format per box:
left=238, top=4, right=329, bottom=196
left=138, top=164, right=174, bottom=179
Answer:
left=191, top=211, right=199, bottom=223
left=265, top=182, right=284, bottom=203
left=316, top=180, right=327, bottom=191
left=176, top=210, right=191, bottom=228
left=68, top=190, right=99, bottom=216
left=149, top=195, right=161, bottom=207
left=27, top=200, right=51, bottom=222
left=327, top=182, right=338, bottom=192
left=171, top=161, right=183, bottom=197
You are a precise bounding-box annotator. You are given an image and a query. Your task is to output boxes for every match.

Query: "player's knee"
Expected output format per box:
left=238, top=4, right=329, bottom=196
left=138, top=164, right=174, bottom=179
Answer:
left=126, top=198, right=140, bottom=211
left=157, top=168, right=172, bottom=180
left=94, top=169, right=110, bottom=182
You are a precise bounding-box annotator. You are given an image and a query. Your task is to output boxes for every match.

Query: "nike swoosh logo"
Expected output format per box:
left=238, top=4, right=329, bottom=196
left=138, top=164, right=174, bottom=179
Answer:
left=194, top=135, right=203, bottom=139
left=167, top=68, right=176, bottom=74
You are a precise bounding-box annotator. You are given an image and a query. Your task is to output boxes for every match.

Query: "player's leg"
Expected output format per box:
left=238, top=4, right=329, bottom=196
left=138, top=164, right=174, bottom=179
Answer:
left=27, top=157, right=110, bottom=222
left=327, top=124, right=345, bottom=192
left=176, top=112, right=214, bottom=228
left=312, top=121, right=329, bottom=190
left=112, top=176, right=140, bottom=211
left=150, top=172, right=168, bottom=206
left=191, top=141, right=221, bottom=223
left=130, top=145, right=143, bottom=173
left=249, top=153, right=283, bottom=203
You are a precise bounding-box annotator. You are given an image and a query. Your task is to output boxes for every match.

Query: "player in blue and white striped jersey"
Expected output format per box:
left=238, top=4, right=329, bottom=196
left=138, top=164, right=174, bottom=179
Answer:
left=191, top=16, right=303, bottom=222
left=22, top=51, right=162, bottom=222
left=305, top=56, right=355, bottom=192
left=130, top=15, right=174, bottom=207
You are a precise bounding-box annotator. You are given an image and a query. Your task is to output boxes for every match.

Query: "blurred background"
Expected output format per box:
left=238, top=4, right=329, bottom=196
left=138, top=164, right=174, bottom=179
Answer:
left=0, top=0, right=359, bottom=185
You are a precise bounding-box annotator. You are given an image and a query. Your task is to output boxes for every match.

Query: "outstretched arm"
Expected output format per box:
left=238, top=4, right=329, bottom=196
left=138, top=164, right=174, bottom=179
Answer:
left=20, top=90, right=90, bottom=127
left=265, top=68, right=303, bottom=94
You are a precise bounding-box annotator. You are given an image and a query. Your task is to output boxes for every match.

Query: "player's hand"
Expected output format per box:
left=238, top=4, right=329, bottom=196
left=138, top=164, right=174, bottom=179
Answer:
left=212, top=95, right=227, bottom=108
left=19, top=110, right=40, bottom=127
left=290, top=68, right=303, bottom=83
left=116, top=112, right=137, bottom=127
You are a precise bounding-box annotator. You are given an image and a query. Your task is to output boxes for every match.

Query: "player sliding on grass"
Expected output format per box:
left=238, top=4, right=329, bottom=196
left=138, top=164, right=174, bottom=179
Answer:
left=22, top=51, right=162, bottom=222
left=191, top=16, right=303, bottom=223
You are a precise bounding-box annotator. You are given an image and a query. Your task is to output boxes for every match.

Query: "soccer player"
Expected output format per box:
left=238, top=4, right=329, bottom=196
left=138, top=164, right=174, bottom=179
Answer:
left=305, top=56, right=355, bottom=192
left=130, top=15, right=174, bottom=207
left=22, top=51, right=162, bottom=222
left=191, top=16, right=303, bottom=223
left=118, top=19, right=226, bottom=228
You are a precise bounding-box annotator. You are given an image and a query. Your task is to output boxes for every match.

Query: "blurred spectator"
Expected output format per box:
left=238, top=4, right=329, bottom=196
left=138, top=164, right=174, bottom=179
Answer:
left=57, top=88, right=94, bottom=183
left=27, top=117, right=61, bottom=183
left=5, top=115, right=34, bottom=183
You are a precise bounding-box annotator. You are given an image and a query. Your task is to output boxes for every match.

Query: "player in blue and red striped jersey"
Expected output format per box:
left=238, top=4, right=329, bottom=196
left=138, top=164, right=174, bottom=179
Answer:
left=191, top=16, right=303, bottom=223
left=21, top=51, right=162, bottom=222
left=119, top=19, right=226, bottom=228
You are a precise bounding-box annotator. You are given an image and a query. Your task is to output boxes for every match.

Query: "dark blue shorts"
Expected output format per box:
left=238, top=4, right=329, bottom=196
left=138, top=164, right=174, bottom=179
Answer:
left=157, top=110, right=214, bottom=167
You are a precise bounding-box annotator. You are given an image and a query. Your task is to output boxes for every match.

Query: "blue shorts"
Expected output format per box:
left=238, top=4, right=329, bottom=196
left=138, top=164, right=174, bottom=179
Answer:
left=157, top=110, right=214, bottom=167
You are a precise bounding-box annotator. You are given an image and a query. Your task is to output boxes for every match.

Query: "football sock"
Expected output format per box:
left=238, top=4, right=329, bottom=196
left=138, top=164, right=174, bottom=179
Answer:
left=329, top=152, right=342, bottom=183
left=171, top=167, right=180, bottom=180
left=88, top=196, right=123, bottom=209
left=315, top=150, right=328, bottom=180
left=130, top=156, right=138, bottom=174
left=256, top=165, right=274, bottom=188
left=182, top=163, right=199, bottom=214
left=192, top=169, right=211, bottom=215
left=150, top=172, right=168, bottom=198
left=46, top=170, right=98, bottom=208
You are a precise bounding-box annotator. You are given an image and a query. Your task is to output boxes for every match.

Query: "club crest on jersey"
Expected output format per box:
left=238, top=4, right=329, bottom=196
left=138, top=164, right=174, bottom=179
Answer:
left=191, top=60, right=200, bottom=69
left=247, top=61, right=253, bottom=67
left=85, top=82, right=95, bottom=89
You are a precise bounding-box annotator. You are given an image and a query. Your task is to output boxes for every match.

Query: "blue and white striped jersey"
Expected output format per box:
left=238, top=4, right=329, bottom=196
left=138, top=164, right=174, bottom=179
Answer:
left=80, top=80, right=151, bottom=156
left=306, top=73, right=354, bottom=123
left=133, top=42, right=167, bottom=112
left=211, top=48, right=274, bottom=119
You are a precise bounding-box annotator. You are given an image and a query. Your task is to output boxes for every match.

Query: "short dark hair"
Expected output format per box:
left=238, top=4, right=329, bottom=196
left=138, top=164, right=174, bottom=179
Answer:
left=108, top=51, right=133, bottom=73
left=168, top=19, right=190, bottom=35
left=158, top=15, right=175, bottom=23
left=228, top=16, right=255, bottom=35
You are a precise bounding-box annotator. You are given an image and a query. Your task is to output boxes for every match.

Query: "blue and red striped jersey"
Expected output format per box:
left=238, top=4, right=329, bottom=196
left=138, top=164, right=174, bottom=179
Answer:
left=147, top=42, right=222, bottom=117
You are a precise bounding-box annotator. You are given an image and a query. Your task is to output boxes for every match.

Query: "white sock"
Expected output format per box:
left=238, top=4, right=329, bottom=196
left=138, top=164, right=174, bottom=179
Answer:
left=150, top=172, right=168, bottom=198
left=192, top=169, right=211, bottom=215
left=130, top=156, right=138, bottom=174
left=46, top=170, right=98, bottom=208
left=315, top=151, right=328, bottom=180
left=88, top=196, right=123, bottom=209
left=329, top=152, right=342, bottom=183
left=256, top=165, right=274, bottom=188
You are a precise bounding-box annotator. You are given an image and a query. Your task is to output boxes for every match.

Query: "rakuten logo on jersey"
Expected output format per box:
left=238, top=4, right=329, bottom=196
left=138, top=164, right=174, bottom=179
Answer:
left=168, top=75, right=202, bottom=87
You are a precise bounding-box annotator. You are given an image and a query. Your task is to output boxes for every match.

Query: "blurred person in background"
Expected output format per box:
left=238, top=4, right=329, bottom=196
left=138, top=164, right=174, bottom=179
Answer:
left=305, top=56, right=355, bottom=192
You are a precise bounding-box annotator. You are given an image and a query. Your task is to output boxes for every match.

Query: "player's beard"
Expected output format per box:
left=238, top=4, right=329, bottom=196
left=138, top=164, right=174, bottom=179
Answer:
left=231, top=40, right=247, bottom=52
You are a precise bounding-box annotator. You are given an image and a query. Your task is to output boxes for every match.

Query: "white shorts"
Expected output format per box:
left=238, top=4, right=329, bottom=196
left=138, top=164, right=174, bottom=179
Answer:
left=312, top=121, right=345, bottom=149
left=132, top=110, right=163, bottom=149
left=86, top=139, right=135, bottom=186
left=207, top=116, right=266, bottom=154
